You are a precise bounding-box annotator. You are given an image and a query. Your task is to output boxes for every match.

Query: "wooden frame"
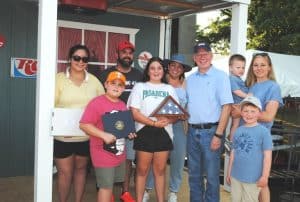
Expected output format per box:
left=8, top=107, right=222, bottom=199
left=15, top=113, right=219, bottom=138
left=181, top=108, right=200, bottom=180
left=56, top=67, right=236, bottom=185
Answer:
left=150, top=95, right=189, bottom=117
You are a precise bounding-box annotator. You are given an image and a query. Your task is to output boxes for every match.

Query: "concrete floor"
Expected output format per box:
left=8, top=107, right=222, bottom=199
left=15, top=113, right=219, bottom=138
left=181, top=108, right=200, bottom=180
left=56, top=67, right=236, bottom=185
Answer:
left=0, top=166, right=231, bottom=202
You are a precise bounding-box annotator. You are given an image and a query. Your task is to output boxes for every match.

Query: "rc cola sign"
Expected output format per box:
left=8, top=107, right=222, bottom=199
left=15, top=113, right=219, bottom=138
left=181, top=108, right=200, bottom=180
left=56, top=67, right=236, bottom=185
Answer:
left=11, top=57, right=37, bottom=78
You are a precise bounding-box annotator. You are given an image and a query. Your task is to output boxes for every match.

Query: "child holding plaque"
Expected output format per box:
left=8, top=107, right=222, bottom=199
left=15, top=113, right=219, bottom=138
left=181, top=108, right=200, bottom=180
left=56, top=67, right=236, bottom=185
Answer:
left=127, top=57, right=179, bottom=202
left=80, top=71, right=136, bottom=202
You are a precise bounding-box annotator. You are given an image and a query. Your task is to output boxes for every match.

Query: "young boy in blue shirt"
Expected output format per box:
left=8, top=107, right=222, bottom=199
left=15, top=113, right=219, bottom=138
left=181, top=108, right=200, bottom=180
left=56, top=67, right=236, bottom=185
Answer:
left=226, top=96, right=273, bottom=202
left=228, top=54, right=249, bottom=140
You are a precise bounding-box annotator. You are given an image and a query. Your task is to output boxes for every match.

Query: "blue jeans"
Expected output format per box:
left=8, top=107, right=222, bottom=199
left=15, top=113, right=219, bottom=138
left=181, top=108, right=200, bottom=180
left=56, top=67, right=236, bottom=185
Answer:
left=187, top=126, right=222, bottom=202
left=145, top=121, right=187, bottom=192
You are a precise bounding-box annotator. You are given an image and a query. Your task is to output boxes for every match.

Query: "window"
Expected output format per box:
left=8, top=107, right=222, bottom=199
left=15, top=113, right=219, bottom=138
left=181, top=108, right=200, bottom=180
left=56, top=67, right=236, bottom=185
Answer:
left=57, top=20, right=139, bottom=75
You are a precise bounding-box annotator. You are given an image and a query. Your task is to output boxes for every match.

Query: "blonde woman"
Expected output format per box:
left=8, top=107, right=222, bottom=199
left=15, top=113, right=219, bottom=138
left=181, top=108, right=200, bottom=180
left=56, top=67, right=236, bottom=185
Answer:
left=232, top=53, right=283, bottom=202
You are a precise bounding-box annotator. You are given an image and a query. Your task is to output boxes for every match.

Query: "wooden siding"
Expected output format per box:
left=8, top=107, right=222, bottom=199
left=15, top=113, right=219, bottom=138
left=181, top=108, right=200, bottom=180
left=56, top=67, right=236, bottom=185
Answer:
left=0, top=2, right=38, bottom=177
left=0, top=2, right=160, bottom=177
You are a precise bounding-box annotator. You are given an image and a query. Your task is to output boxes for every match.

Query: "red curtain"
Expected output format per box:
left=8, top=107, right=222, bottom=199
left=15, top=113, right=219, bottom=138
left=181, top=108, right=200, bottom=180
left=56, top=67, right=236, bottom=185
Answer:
left=58, top=27, right=82, bottom=61
left=108, top=33, right=129, bottom=63
left=84, top=30, right=105, bottom=63
left=57, top=27, right=131, bottom=73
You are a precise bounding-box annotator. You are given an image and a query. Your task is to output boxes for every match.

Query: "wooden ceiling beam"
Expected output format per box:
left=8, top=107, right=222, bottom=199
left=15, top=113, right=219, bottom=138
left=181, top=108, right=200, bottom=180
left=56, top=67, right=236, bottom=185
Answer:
left=145, top=0, right=202, bottom=10
left=109, top=6, right=169, bottom=18
left=110, top=0, right=136, bottom=7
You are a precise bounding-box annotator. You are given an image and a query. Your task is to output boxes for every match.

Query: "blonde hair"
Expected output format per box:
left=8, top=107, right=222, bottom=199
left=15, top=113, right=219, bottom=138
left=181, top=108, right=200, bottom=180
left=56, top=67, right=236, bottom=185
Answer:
left=245, top=53, right=276, bottom=87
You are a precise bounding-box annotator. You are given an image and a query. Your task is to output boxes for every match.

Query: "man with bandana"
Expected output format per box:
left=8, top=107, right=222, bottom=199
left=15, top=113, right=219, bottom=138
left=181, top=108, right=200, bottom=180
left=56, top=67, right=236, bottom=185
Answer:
left=98, top=40, right=142, bottom=202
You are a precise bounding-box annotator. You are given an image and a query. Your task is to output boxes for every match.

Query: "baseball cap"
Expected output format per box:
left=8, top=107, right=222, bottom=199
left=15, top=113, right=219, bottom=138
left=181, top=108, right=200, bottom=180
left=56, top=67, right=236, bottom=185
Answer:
left=117, top=40, right=135, bottom=52
left=193, top=42, right=212, bottom=53
left=163, top=54, right=192, bottom=72
left=106, top=71, right=126, bottom=85
left=240, top=96, right=262, bottom=111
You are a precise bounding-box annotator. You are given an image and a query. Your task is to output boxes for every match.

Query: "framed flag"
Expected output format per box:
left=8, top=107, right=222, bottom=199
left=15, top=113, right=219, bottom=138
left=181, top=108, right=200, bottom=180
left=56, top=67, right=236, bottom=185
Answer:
left=150, top=95, right=189, bottom=118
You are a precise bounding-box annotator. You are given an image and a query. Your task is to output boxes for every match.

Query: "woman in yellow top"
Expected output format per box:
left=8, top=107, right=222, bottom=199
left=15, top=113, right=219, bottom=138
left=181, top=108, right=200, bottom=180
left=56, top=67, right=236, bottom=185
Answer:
left=54, top=44, right=105, bottom=202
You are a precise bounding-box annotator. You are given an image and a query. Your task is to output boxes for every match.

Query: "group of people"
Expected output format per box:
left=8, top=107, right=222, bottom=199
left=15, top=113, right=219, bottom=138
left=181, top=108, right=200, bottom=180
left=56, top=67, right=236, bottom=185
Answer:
left=54, top=40, right=283, bottom=202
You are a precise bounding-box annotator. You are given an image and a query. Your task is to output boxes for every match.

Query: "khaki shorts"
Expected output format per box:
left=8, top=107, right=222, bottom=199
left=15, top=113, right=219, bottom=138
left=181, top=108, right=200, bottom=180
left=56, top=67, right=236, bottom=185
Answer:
left=94, top=161, right=125, bottom=189
left=231, top=177, right=261, bottom=202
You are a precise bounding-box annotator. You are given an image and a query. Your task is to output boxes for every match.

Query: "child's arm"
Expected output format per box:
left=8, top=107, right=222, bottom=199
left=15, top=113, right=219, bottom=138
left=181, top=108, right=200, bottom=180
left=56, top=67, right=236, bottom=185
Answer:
left=79, top=123, right=116, bottom=144
left=233, top=89, right=248, bottom=99
left=256, top=150, right=272, bottom=188
left=130, top=107, right=169, bottom=128
left=226, top=150, right=234, bottom=185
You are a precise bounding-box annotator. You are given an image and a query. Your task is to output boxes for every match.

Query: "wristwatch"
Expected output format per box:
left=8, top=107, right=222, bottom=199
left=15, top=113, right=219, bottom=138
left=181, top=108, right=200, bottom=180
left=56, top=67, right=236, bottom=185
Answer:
left=214, top=133, right=223, bottom=139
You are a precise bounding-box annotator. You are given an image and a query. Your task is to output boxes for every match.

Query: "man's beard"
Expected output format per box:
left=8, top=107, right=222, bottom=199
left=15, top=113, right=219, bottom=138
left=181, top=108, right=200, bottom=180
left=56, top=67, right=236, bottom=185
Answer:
left=117, top=57, right=133, bottom=68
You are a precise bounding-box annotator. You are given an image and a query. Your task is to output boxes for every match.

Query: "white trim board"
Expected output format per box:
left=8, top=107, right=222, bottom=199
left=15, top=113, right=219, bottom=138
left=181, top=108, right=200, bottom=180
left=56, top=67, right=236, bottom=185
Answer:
left=58, top=20, right=139, bottom=35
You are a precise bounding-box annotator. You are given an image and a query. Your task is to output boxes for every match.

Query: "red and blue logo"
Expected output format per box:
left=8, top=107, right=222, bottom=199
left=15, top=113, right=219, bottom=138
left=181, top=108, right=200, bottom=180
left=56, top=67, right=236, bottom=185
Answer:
left=11, top=58, right=37, bottom=78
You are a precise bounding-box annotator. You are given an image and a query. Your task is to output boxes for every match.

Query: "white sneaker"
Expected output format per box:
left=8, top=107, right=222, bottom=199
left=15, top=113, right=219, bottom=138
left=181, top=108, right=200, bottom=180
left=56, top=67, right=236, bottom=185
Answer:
left=168, top=192, right=177, bottom=202
left=142, top=190, right=150, bottom=202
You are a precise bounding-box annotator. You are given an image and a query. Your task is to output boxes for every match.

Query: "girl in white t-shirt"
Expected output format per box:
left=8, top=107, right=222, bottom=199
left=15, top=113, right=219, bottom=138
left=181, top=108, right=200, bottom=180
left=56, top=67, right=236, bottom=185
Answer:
left=127, top=57, right=178, bottom=202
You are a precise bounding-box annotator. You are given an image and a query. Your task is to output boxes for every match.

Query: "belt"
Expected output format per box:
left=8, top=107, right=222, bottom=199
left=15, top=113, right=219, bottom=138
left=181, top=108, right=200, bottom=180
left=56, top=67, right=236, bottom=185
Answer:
left=189, top=122, right=219, bottom=129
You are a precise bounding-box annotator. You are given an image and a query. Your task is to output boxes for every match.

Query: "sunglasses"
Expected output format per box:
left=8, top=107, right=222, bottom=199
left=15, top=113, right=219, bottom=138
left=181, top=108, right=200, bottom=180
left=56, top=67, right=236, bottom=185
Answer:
left=72, top=55, right=89, bottom=63
left=253, top=52, right=269, bottom=57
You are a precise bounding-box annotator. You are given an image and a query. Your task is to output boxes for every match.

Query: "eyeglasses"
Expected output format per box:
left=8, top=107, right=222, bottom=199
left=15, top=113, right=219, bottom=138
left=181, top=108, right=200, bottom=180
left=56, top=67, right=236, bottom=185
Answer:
left=72, top=55, right=89, bottom=63
left=253, top=52, right=269, bottom=57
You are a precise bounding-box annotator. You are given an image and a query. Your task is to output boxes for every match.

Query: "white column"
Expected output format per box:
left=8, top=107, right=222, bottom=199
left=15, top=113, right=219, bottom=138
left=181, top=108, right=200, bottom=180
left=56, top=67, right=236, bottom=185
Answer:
left=34, top=0, right=57, bottom=201
left=164, top=19, right=172, bottom=59
left=159, top=19, right=166, bottom=58
left=159, top=18, right=172, bottom=59
left=224, top=2, right=249, bottom=192
left=230, top=3, right=249, bottom=55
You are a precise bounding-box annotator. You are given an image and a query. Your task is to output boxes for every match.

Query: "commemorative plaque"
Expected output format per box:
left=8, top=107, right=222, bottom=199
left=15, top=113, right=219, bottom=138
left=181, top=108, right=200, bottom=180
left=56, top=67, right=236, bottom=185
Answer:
left=102, top=110, right=136, bottom=139
left=150, top=95, right=188, bottom=118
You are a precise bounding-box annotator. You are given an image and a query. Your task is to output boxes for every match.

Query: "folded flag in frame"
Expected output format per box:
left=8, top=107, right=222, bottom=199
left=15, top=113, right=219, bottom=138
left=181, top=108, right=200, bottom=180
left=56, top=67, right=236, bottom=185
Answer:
left=150, top=95, right=189, bottom=118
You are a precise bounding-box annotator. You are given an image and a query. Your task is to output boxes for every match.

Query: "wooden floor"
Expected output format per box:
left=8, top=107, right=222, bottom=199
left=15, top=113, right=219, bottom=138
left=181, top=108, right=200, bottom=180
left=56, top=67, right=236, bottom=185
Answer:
left=0, top=166, right=231, bottom=202
left=2, top=165, right=299, bottom=202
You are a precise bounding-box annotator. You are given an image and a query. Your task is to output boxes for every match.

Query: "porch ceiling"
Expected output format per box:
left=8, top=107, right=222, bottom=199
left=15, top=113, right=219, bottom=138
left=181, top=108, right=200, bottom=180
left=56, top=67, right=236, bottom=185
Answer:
left=107, top=0, right=236, bottom=19
left=20, top=0, right=241, bottom=19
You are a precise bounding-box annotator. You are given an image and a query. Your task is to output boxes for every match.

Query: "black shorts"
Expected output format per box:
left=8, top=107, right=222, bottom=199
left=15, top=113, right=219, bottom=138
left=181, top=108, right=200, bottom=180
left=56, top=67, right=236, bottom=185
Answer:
left=134, top=126, right=173, bottom=152
left=54, top=139, right=90, bottom=158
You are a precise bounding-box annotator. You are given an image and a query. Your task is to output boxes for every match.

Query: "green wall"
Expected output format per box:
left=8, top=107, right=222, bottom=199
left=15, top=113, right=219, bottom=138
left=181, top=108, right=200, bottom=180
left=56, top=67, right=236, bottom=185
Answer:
left=0, top=2, right=160, bottom=177
left=0, top=2, right=38, bottom=177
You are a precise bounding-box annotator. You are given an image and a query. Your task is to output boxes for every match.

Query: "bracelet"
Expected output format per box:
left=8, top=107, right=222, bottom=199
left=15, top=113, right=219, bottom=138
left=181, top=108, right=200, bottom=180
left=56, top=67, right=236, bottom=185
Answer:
left=214, top=133, right=223, bottom=139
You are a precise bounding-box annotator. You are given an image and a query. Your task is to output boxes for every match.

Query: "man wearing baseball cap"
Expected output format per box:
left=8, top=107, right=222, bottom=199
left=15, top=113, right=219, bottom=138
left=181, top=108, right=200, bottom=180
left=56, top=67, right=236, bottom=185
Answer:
left=186, top=42, right=233, bottom=201
left=98, top=40, right=142, bottom=202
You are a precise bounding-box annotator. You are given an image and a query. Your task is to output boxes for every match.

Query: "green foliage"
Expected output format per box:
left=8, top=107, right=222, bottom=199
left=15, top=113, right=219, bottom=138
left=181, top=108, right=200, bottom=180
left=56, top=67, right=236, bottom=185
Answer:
left=195, top=9, right=231, bottom=55
left=195, top=0, right=300, bottom=55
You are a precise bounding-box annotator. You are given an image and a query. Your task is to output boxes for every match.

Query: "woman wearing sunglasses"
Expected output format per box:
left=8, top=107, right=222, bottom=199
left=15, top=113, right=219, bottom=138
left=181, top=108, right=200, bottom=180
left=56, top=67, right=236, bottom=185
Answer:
left=54, top=44, right=105, bottom=202
left=232, top=53, right=283, bottom=202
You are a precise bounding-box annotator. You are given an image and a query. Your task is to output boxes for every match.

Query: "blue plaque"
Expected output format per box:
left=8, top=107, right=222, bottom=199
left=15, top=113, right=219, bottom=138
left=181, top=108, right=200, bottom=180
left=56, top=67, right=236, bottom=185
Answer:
left=102, top=110, right=136, bottom=139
